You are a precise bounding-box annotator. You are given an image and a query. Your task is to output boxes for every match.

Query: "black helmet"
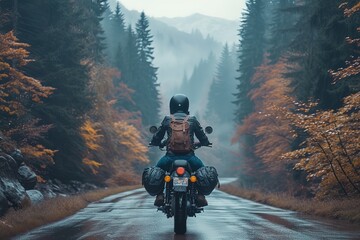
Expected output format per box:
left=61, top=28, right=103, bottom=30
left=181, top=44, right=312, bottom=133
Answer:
left=169, top=94, right=189, bottom=114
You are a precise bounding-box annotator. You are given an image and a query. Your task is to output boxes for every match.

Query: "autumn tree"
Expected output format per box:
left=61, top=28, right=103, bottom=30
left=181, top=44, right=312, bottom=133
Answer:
left=0, top=31, right=55, bottom=171
left=0, top=1, right=155, bottom=185
left=280, top=97, right=360, bottom=198
left=80, top=120, right=103, bottom=174
left=280, top=1, right=360, bottom=198
left=80, top=59, right=147, bottom=182
left=6, top=0, right=111, bottom=181
left=233, top=57, right=295, bottom=189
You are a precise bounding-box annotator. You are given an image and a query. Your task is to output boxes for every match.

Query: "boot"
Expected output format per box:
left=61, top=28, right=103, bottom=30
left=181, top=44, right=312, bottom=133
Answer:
left=154, top=193, right=164, bottom=207
left=196, top=194, right=208, bottom=207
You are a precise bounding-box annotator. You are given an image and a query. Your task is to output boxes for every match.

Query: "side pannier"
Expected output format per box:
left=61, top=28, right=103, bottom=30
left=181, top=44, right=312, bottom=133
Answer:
left=195, top=166, right=219, bottom=195
left=142, top=167, right=165, bottom=196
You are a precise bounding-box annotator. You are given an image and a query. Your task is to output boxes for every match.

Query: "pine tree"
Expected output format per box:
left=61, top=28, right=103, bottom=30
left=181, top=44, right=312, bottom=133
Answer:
left=178, top=52, right=217, bottom=116
left=268, top=0, right=298, bottom=62
left=207, top=44, right=237, bottom=124
left=0, top=0, right=16, bottom=33
left=102, top=1, right=126, bottom=65
left=286, top=0, right=354, bottom=108
left=234, top=0, right=266, bottom=123
left=135, top=12, right=160, bottom=125
left=11, top=0, right=108, bottom=181
left=117, top=25, right=141, bottom=113
left=80, top=0, right=108, bottom=63
left=0, top=31, right=55, bottom=171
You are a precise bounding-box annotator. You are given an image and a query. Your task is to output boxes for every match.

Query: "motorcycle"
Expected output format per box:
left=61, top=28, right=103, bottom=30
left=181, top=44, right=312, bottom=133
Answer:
left=148, top=125, right=214, bottom=234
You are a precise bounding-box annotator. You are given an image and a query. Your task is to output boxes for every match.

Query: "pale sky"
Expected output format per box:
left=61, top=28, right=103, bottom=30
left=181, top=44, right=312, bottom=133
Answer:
left=119, top=0, right=247, bottom=20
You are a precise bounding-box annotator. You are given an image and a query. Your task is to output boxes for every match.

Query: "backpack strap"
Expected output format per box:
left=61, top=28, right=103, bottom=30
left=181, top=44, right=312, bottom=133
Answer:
left=170, top=115, right=189, bottom=122
left=183, top=115, right=189, bottom=132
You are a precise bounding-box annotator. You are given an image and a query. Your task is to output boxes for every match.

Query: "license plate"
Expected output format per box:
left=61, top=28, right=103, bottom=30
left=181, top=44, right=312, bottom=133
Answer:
left=173, top=177, right=188, bottom=187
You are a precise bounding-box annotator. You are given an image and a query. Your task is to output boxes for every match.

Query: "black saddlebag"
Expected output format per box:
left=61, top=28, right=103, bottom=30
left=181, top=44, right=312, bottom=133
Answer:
left=142, top=167, right=165, bottom=196
left=195, top=166, right=219, bottom=195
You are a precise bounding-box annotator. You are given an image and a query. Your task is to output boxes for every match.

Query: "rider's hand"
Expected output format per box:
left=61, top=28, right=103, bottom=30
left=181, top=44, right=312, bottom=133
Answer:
left=193, top=142, right=201, bottom=148
left=159, top=140, right=167, bottom=148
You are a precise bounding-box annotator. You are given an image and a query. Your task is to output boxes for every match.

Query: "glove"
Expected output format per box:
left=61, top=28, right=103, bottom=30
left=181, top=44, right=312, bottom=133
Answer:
left=159, top=140, right=167, bottom=148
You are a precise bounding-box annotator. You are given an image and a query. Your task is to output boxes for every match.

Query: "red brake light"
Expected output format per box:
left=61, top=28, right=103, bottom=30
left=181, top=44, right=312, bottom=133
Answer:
left=176, top=167, right=185, bottom=176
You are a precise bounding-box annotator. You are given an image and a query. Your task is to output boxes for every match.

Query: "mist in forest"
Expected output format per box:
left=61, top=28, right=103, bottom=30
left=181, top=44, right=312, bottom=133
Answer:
left=1, top=0, right=359, bottom=206
left=103, top=1, right=239, bottom=175
left=103, top=0, right=360, bottom=196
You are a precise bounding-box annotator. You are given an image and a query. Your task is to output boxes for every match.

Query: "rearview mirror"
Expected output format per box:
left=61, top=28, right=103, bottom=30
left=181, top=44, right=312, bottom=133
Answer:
left=149, top=126, right=158, bottom=134
left=205, top=126, right=213, bottom=134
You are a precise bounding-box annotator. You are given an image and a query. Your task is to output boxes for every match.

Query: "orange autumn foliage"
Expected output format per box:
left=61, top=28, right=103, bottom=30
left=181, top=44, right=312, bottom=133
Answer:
left=80, top=120, right=102, bottom=151
left=281, top=4, right=360, bottom=198
left=0, top=31, right=53, bottom=116
left=340, top=2, right=360, bottom=17
left=280, top=96, right=360, bottom=198
left=80, top=120, right=103, bottom=174
left=81, top=62, right=148, bottom=179
left=233, top=58, right=295, bottom=174
left=20, top=145, right=57, bottom=167
left=113, top=121, right=149, bottom=164
left=0, top=31, right=55, bottom=171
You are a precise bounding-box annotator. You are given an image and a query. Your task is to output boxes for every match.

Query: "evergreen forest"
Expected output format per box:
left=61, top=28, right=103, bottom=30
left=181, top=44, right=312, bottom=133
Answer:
left=232, top=0, right=360, bottom=199
left=0, top=0, right=359, bottom=202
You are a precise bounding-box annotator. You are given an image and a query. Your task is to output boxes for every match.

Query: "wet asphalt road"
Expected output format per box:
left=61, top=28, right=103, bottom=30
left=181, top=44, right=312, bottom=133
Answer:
left=15, top=179, right=360, bottom=240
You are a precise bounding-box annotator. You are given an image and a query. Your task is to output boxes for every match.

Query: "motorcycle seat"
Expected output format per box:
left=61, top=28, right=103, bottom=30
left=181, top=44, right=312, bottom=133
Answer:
left=172, top=160, right=192, bottom=172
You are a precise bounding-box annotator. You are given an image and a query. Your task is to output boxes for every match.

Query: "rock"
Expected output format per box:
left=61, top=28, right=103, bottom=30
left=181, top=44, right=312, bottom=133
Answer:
left=18, top=165, right=37, bottom=190
left=34, top=179, right=99, bottom=199
left=0, top=190, right=9, bottom=216
left=0, top=154, right=27, bottom=214
left=10, top=149, right=24, bottom=166
left=26, top=190, right=44, bottom=204
left=35, top=181, right=57, bottom=198
left=0, top=179, right=26, bottom=209
left=82, top=183, right=98, bottom=191
left=0, top=154, right=17, bottom=173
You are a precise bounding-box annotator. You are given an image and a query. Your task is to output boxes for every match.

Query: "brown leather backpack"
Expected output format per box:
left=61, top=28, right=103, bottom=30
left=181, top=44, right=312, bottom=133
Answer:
left=168, top=115, right=192, bottom=154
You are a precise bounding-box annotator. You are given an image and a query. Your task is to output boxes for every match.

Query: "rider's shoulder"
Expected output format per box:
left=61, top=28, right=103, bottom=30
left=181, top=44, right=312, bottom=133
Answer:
left=188, top=115, right=198, bottom=122
left=161, top=116, right=172, bottom=124
left=164, top=113, right=197, bottom=122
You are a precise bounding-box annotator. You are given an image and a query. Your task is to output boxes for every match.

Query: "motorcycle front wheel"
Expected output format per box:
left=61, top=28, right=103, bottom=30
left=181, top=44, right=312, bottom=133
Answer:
left=174, top=192, right=187, bottom=234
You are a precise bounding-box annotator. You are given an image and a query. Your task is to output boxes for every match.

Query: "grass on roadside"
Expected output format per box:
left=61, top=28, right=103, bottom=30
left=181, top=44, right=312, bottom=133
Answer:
left=221, top=184, right=360, bottom=224
left=0, top=185, right=140, bottom=239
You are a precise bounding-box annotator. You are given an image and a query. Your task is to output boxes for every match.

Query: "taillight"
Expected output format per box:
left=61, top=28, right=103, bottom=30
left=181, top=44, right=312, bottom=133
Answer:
left=176, top=167, right=185, bottom=176
left=190, top=175, right=197, bottom=183
left=164, top=175, right=171, bottom=182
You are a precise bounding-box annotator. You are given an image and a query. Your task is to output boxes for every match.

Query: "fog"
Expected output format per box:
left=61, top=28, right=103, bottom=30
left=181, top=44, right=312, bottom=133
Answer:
left=104, top=1, right=241, bottom=175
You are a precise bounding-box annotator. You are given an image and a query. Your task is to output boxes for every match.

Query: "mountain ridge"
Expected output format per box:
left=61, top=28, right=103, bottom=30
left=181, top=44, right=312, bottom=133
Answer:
left=157, top=13, right=238, bottom=44
left=107, top=1, right=227, bottom=110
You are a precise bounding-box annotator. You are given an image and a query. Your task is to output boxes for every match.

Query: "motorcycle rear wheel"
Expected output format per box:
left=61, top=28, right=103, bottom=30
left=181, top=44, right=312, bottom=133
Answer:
left=174, top=192, right=187, bottom=234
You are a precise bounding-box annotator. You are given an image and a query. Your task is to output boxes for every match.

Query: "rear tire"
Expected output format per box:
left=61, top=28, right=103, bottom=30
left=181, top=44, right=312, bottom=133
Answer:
left=174, top=192, right=187, bottom=234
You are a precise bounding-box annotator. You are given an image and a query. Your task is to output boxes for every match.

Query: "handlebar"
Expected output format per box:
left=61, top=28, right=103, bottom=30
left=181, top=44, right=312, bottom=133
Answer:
left=193, top=142, right=212, bottom=149
left=148, top=144, right=166, bottom=151
left=148, top=142, right=212, bottom=150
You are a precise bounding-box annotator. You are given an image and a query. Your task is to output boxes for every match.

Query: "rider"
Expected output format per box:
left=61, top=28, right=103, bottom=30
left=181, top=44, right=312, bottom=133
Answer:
left=149, top=94, right=212, bottom=207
